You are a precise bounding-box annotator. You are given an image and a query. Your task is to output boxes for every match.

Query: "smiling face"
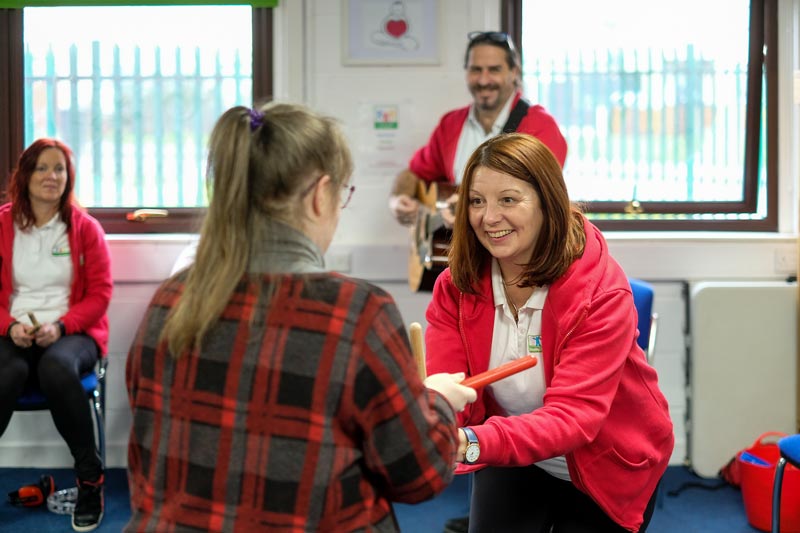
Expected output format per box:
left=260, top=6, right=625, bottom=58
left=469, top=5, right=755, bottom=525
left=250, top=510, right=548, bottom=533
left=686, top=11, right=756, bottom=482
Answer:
left=468, top=165, right=543, bottom=278
left=28, top=147, right=68, bottom=210
left=466, top=44, right=518, bottom=114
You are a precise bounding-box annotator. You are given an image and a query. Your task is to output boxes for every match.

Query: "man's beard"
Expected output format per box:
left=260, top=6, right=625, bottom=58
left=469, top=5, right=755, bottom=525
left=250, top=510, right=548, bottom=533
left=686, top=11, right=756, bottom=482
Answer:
left=472, top=85, right=502, bottom=111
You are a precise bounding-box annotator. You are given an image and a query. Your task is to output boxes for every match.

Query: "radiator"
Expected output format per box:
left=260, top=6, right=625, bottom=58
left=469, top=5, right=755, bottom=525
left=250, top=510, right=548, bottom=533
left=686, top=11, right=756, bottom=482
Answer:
left=688, top=281, right=798, bottom=477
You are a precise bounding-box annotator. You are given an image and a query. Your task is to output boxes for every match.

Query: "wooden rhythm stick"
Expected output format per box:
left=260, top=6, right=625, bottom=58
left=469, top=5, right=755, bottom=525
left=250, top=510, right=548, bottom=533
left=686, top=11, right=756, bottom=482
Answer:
left=409, top=322, right=427, bottom=380
left=27, top=312, right=41, bottom=334
left=462, top=355, right=538, bottom=389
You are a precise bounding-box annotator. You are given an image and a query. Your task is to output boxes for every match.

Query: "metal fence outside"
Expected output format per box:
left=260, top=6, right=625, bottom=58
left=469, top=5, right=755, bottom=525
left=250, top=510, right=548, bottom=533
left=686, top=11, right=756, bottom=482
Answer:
left=24, top=42, right=252, bottom=208
left=524, top=45, right=763, bottom=206
left=25, top=41, right=763, bottom=212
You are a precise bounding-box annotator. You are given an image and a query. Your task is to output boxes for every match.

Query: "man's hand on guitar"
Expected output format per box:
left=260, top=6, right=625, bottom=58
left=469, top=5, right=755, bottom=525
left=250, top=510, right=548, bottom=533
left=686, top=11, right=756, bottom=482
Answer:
left=389, top=194, right=420, bottom=226
left=439, top=193, right=458, bottom=229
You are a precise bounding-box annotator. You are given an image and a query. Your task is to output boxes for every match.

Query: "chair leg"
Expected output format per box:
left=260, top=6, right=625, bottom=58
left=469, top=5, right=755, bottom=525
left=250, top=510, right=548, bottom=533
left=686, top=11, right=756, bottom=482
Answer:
left=772, top=457, right=786, bottom=533
left=96, top=358, right=107, bottom=466
left=91, top=388, right=105, bottom=466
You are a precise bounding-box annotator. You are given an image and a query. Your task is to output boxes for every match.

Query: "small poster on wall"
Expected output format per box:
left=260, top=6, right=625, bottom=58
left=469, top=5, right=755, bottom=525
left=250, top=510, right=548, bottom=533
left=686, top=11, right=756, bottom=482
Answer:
left=342, top=0, right=440, bottom=65
left=352, top=100, right=418, bottom=184
left=374, top=105, right=398, bottom=129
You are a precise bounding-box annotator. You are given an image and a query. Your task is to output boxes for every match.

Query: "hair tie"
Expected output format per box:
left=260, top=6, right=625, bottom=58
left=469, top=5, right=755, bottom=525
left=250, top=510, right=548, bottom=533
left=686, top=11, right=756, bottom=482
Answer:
left=248, top=108, right=264, bottom=132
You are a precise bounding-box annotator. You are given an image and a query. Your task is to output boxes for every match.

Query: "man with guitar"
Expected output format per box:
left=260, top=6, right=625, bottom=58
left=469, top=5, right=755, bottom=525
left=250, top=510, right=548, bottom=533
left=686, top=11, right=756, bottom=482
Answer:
left=389, top=31, right=567, bottom=294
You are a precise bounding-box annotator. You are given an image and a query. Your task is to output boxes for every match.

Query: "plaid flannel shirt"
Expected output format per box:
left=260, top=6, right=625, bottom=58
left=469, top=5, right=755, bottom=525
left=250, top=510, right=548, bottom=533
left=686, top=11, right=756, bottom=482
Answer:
left=125, top=272, right=458, bottom=532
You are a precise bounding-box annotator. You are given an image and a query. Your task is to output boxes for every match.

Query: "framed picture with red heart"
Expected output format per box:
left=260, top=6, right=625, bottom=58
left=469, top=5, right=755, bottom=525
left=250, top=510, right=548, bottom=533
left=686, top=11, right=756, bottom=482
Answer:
left=343, top=0, right=440, bottom=65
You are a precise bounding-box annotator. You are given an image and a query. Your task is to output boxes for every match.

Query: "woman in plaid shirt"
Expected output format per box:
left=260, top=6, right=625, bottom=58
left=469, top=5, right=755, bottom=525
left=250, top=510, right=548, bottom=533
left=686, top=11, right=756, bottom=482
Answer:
left=125, top=102, right=476, bottom=532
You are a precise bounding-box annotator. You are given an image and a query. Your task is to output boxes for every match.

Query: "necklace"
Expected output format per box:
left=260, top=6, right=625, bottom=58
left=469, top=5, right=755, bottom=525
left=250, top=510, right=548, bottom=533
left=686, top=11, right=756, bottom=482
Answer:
left=502, top=283, right=519, bottom=322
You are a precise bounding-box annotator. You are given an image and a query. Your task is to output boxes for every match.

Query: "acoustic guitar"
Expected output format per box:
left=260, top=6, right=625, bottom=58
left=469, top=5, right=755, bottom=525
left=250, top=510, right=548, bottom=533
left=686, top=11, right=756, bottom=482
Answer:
left=407, top=180, right=456, bottom=292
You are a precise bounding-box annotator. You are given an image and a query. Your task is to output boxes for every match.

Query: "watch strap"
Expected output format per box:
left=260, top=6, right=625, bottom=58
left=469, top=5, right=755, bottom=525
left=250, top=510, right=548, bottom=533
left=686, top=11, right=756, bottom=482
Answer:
left=462, top=427, right=478, bottom=444
left=462, top=427, right=480, bottom=464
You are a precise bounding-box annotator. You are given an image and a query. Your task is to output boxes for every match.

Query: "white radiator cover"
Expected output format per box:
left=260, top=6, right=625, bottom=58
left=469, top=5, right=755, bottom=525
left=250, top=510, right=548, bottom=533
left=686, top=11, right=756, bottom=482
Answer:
left=688, top=281, right=798, bottom=478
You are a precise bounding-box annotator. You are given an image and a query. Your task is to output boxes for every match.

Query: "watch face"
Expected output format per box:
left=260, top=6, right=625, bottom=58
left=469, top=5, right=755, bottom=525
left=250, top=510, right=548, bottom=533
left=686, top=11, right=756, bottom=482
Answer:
left=465, top=443, right=480, bottom=463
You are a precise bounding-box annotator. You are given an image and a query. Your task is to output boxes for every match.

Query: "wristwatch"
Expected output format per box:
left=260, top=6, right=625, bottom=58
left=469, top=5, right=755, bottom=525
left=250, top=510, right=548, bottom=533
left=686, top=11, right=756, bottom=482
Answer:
left=462, top=427, right=480, bottom=464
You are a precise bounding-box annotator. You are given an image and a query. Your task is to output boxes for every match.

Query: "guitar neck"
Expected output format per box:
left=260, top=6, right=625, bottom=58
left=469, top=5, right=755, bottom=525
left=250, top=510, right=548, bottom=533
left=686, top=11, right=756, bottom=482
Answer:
left=415, top=180, right=457, bottom=210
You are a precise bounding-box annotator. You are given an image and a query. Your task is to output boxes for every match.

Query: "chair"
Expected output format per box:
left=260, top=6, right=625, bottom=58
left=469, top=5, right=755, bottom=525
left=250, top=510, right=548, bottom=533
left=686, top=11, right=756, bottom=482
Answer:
left=628, top=278, right=664, bottom=509
left=628, top=278, right=658, bottom=364
left=13, top=358, right=108, bottom=463
left=772, top=434, right=800, bottom=533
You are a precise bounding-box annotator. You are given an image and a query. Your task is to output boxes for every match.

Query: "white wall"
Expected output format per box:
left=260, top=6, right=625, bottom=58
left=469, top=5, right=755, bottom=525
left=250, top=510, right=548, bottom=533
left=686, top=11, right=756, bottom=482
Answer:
left=2, top=0, right=798, bottom=473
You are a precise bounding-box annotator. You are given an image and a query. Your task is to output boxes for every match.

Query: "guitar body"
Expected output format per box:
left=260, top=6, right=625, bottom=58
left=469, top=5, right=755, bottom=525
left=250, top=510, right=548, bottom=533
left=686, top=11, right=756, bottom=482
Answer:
left=408, top=181, right=456, bottom=292
left=406, top=100, right=533, bottom=292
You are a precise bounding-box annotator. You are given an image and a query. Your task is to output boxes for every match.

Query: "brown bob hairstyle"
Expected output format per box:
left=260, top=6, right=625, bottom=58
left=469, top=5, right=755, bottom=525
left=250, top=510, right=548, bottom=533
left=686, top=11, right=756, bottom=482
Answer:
left=448, top=132, right=586, bottom=294
left=8, top=138, right=78, bottom=230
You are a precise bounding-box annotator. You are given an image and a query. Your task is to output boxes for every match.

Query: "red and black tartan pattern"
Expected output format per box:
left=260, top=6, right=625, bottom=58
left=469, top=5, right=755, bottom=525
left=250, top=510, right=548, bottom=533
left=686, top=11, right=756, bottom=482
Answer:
left=125, top=272, right=457, bottom=532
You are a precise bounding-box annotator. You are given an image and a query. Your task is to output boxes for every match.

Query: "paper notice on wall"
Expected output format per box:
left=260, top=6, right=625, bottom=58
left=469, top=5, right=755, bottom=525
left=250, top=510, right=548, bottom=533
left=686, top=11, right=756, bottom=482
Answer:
left=353, top=101, right=417, bottom=184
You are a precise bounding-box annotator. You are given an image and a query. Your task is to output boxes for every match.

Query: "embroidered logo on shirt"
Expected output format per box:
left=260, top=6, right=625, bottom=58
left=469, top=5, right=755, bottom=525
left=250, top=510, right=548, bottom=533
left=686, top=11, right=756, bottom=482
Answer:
left=527, top=334, right=542, bottom=353
left=51, top=244, right=71, bottom=256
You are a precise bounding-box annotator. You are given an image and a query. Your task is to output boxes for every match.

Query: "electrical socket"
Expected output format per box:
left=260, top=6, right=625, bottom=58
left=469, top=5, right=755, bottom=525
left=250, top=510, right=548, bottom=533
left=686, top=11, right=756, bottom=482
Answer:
left=773, top=248, right=797, bottom=274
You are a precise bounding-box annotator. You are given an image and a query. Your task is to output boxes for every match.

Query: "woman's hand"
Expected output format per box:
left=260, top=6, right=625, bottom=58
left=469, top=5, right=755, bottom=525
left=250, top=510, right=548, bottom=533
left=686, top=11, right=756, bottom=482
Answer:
left=389, top=194, right=420, bottom=226
left=424, top=372, right=477, bottom=412
left=439, top=193, right=458, bottom=229
left=456, top=428, right=469, bottom=463
left=9, top=322, right=35, bottom=348
left=33, top=322, right=61, bottom=348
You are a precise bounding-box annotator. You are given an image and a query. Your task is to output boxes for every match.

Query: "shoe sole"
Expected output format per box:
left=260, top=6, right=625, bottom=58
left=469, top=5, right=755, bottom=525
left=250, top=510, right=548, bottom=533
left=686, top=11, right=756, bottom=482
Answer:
left=72, top=511, right=103, bottom=532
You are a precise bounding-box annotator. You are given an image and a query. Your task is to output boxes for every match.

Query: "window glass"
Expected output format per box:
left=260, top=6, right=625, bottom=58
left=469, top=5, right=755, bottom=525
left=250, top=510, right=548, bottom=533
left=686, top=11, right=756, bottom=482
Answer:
left=521, top=0, right=765, bottom=222
left=23, top=5, right=253, bottom=209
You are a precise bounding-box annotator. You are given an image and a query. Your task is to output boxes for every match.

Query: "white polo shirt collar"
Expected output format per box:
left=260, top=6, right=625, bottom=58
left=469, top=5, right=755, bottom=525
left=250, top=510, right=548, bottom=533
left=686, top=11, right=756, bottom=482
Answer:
left=452, top=92, right=517, bottom=185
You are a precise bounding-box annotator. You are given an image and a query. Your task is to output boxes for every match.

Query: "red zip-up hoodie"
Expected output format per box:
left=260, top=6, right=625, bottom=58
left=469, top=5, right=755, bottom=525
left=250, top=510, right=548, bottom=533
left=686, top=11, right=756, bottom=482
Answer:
left=0, top=203, right=112, bottom=355
left=426, top=217, right=673, bottom=532
left=409, top=91, right=568, bottom=183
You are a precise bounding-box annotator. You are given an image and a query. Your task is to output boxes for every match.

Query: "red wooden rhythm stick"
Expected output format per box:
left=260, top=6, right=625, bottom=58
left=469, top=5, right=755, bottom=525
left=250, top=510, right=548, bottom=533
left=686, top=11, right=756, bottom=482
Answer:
left=461, top=355, right=538, bottom=389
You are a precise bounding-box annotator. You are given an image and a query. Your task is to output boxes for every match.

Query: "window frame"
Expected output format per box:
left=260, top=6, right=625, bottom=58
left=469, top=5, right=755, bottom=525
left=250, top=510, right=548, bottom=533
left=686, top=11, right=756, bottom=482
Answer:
left=0, top=6, right=273, bottom=234
left=502, top=0, right=778, bottom=231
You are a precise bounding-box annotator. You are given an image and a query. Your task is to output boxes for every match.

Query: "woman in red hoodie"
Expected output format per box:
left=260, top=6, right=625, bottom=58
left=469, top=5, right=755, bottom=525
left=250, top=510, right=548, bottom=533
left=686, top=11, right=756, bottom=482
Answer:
left=0, top=139, right=112, bottom=532
left=425, top=133, right=674, bottom=532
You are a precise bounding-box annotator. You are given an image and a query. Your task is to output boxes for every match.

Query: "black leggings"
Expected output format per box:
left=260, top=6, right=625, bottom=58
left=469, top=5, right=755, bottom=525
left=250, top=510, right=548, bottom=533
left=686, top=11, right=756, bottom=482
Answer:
left=0, top=334, right=102, bottom=481
left=469, top=464, right=658, bottom=533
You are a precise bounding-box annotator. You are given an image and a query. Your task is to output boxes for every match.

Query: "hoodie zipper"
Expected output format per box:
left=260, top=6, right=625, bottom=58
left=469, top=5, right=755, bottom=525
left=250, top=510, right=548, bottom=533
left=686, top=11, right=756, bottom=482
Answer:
left=553, top=306, right=588, bottom=369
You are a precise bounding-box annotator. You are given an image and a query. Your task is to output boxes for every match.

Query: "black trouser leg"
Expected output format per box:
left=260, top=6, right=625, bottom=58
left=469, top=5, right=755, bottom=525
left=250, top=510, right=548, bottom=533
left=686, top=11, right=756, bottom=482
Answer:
left=37, top=335, right=103, bottom=482
left=469, top=464, right=640, bottom=533
left=0, top=337, right=29, bottom=435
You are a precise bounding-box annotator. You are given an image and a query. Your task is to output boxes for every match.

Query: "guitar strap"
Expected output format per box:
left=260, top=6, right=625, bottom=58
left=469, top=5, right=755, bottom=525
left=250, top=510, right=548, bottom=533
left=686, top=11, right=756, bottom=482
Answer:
left=502, top=98, right=531, bottom=133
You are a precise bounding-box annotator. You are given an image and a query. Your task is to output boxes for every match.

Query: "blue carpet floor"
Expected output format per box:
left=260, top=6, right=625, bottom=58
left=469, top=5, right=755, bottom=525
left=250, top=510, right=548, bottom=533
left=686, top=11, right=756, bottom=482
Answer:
left=0, top=466, right=765, bottom=532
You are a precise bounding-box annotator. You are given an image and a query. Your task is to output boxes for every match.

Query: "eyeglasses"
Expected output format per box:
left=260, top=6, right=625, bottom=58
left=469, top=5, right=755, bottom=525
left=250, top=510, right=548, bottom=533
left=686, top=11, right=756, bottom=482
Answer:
left=301, top=175, right=324, bottom=199
left=340, top=184, right=355, bottom=209
left=467, top=31, right=514, bottom=49
left=301, top=175, right=355, bottom=209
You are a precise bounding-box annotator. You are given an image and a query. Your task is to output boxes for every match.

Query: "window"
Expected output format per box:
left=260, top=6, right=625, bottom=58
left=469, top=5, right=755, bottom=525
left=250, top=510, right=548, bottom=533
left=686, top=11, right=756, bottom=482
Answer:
left=504, top=0, right=777, bottom=230
left=0, top=4, right=273, bottom=233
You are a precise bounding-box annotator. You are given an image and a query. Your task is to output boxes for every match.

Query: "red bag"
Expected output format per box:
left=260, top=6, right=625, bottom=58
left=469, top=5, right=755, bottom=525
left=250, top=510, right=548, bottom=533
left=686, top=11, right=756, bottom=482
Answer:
left=720, top=454, right=741, bottom=487
left=737, top=431, right=800, bottom=533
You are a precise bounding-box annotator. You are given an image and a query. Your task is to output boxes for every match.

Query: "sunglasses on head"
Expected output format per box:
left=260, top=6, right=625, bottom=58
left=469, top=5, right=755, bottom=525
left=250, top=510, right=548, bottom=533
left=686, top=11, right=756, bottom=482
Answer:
left=467, top=31, right=513, bottom=48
